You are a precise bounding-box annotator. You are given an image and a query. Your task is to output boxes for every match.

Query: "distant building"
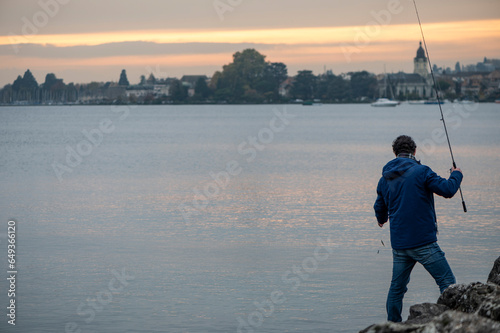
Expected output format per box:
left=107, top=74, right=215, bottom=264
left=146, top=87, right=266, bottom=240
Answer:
left=107, top=85, right=126, bottom=100
left=279, top=77, right=295, bottom=97
left=125, top=85, right=154, bottom=99
left=488, top=70, right=500, bottom=90
left=387, top=72, right=433, bottom=99
left=377, top=42, right=433, bottom=99
left=414, top=41, right=429, bottom=78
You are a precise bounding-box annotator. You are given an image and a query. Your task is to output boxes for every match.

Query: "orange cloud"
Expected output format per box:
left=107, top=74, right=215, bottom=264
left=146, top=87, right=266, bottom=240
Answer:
left=1, top=19, right=499, bottom=47
left=1, top=19, right=498, bottom=85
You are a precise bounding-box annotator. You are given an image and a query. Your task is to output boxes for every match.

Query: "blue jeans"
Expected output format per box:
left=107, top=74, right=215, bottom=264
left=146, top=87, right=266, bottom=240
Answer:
left=386, top=242, right=455, bottom=322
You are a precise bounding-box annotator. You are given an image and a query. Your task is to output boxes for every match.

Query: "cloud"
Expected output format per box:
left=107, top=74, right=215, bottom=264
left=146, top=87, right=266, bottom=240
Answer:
left=0, top=18, right=498, bottom=86
left=0, top=41, right=278, bottom=59
left=1, top=0, right=499, bottom=35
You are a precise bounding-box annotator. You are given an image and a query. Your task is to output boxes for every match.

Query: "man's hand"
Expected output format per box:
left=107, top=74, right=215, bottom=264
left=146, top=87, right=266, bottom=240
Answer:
left=451, top=166, right=462, bottom=174
left=378, top=223, right=384, bottom=228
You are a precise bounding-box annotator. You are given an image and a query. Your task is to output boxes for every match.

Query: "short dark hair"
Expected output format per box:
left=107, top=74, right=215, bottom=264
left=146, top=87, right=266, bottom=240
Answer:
left=392, top=135, right=417, bottom=156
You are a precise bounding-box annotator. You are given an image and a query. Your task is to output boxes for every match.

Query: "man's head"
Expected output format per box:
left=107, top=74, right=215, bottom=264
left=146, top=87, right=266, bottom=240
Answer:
left=392, top=135, right=417, bottom=156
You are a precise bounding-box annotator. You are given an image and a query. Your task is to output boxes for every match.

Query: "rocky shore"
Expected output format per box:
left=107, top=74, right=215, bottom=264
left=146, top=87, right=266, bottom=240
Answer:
left=360, top=256, right=500, bottom=333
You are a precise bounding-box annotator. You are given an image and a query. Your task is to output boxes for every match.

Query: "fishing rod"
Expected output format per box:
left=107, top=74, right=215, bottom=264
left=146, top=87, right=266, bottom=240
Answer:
left=412, top=0, right=467, bottom=213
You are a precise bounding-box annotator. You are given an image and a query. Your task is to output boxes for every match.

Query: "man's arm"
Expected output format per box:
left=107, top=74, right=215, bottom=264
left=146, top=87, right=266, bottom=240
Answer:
left=425, top=166, right=463, bottom=198
left=374, top=179, right=388, bottom=226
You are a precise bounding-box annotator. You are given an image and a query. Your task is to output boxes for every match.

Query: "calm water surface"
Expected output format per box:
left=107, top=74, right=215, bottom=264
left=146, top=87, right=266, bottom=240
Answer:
left=0, top=104, right=499, bottom=332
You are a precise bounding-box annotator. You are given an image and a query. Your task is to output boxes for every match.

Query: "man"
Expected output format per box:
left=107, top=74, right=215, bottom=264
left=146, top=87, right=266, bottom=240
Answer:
left=374, top=135, right=463, bottom=322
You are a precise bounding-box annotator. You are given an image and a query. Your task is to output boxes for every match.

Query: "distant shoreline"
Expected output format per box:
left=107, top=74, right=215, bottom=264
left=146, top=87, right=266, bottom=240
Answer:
left=1, top=101, right=492, bottom=107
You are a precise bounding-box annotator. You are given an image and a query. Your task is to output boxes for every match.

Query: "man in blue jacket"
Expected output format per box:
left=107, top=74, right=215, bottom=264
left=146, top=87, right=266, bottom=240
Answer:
left=374, top=135, right=463, bottom=322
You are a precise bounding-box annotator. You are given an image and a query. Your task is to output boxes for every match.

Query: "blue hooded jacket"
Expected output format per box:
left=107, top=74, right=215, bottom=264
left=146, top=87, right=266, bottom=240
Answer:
left=374, top=157, right=463, bottom=250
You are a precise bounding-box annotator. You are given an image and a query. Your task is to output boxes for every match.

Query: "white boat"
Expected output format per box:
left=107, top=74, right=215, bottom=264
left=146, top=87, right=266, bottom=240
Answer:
left=371, top=98, right=399, bottom=107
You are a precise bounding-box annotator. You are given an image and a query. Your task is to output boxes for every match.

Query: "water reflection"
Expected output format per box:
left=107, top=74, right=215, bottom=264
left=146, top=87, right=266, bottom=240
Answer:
left=0, top=104, right=499, bottom=332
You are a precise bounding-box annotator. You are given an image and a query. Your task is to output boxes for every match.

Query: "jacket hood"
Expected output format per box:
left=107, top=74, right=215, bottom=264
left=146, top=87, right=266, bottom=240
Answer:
left=382, top=157, right=419, bottom=180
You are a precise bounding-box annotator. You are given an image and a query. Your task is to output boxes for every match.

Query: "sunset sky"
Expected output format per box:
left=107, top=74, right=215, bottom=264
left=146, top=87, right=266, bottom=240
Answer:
left=0, top=0, right=499, bottom=86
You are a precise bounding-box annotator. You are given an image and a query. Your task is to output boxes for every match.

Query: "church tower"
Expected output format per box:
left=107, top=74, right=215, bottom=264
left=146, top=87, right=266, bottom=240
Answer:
left=414, top=41, right=428, bottom=78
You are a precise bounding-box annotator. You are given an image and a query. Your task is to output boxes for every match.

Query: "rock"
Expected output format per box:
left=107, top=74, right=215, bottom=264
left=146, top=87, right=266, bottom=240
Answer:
left=488, top=256, right=500, bottom=286
left=359, top=256, right=500, bottom=332
left=359, top=310, right=500, bottom=333
left=436, top=283, right=470, bottom=309
left=477, top=293, right=500, bottom=322
left=438, top=281, right=500, bottom=321
left=405, top=303, right=449, bottom=325
left=359, top=321, right=423, bottom=333
left=424, top=310, right=500, bottom=333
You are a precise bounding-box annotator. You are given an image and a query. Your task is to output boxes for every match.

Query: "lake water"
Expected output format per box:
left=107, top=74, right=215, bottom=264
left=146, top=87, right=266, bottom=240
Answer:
left=0, top=103, right=499, bottom=332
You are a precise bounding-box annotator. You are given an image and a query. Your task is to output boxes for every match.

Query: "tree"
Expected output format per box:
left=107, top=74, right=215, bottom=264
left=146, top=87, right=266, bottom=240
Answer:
left=12, top=75, right=23, bottom=92
left=169, top=79, right=188, bottom=102
left=210, top=71, right=223, bottom=90
left=0, top=84, right=13, bottom=103
left=291, top=70, right=317, bottom=100
left=42, top=73, right=66, bottom=102
left=211, top=49, right=289, bottom=103
left=437, top=80, right=451, bottom=92
left=43, top=73, right=59, bottom=89
left=317, top=72, right=349, bottom=102
left=11, top=70, right=39, bottom=102
left=22, top=69, right=38, bottom=90
left=350, top=71, right=377, bottom=100
left=257, top=62, right=288, bottom=101
left=231, top=49, right=267, bottom=88
left=147, top=73, right=156, bottom=85
left=216, top=49, right=267, bottom=102
left=194, top=77, right=211, bottom=100
left=66, top=83, right=78, bottom=102
left=118, top=69, right=129, bottom=86
left=139, top=75, right=146, bottom=85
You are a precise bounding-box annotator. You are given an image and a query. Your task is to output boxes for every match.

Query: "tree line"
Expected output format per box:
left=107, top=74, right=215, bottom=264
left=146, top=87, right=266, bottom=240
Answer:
left=0, top=49, right=379, bottom=105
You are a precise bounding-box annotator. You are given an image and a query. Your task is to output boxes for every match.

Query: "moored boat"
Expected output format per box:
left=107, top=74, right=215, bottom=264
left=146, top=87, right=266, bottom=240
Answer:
left=424, top=99, right=444, bottom=105
left=408, top=100, right=426, bottom=105
left=371, top=98, right=399, bottom=107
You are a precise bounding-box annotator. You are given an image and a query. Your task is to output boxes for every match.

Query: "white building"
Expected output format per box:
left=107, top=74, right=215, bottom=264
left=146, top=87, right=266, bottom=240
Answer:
left=378, top=42, right=433, bottom=99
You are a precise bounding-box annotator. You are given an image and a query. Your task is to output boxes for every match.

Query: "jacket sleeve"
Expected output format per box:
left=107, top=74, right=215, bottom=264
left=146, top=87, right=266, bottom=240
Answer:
left=425, top=168, right=463, bottom=198
left=374, top=178, right=388, bottom=224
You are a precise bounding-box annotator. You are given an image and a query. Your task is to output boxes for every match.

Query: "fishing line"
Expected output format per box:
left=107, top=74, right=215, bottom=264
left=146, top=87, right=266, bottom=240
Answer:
left=412, top=0, right=467, bottom=213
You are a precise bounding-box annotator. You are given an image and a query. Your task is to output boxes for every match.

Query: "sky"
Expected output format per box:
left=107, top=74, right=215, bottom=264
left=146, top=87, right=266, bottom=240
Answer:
left=0, top=0, right=499, bottom=86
